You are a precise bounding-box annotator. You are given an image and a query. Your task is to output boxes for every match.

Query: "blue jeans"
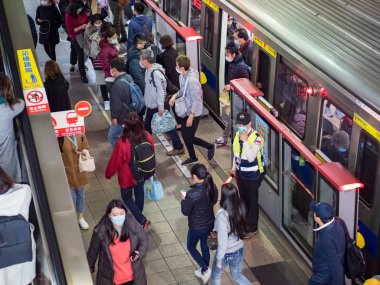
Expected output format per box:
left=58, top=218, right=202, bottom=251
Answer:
left=187, top=224, right=213, bottom=272
left=211, top=247, right=250, bottom=285
left=70, top=187, right=85, bottom=214
left=108, top=124, right=123, bottom=147
left=120, top=180, right=145, bottom=224
left=166, top=129, right=184, bottom=150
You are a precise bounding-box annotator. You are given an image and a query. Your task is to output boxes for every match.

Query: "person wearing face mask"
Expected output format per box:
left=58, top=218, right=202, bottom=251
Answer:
left=87, top=199, right=148, bottom=285
left=233, top=28, right=254, bottom=67
left=126, top=33, right=147, bottom=94
left=321, top=130, right=350, bottom=168
left=231, top=111, right=265, bottom=238
left=127, top=2, right=153, bottom=50
left=66, top=1, right=89, bottom=82
left=99, top=25, right=120, bottom=84
left=214, top=43, right=250, bottom=147
left=35, top=0, right=62, bottom=61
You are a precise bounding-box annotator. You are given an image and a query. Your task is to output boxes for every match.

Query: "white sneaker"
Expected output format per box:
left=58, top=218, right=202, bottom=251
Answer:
left=195, top=268, right=211, bottom=284
left=78, top=218, right=89, bottom=230
left=104, top=101, right=110, bottom=111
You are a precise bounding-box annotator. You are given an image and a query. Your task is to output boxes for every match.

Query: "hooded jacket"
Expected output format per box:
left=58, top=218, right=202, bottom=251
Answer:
left=176, top=68, right=203, bottom=117
left=126, top=46, right=145, bottom=93
left=181, top=182, right=218, bottom=229
left=127, top=15, right=153, bottom=50
left=144, top=64, right=166, bottom=111
left=87, top=213, right=148, bottom=285
left=99, top=39, right=118, bottom=78
left=227, top=52, right=250, bottom=83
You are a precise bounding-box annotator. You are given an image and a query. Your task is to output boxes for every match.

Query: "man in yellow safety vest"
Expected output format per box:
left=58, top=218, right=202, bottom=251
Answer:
left=231, top=111, right=265, bottom=238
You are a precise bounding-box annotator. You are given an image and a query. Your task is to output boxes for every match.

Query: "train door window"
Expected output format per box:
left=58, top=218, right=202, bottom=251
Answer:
left=257, top=50, right=270, bottom=100
left=164, top=0, right=184, bottom=23
left=320, top=100, right=352, bottom=168
left=203, top=6, right=214, bottom=57
left=282, top=143, right=315, bottom=257
left=190, top=1, right=201, bottom=33
left=274, top=58, right=309, bottom=138
left=356, top=132, right=379, bottom=208
left=318, top=177, right=338, bottom=211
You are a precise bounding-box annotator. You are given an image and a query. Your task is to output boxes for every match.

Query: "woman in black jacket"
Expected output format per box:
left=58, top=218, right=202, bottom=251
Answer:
left=35, top=0, right=62, bottom=61
left=181, top=163, right=218, bottom=284
left=44, top=60, right=71, bottom=112
left=87, top=199, right=148, bottom=285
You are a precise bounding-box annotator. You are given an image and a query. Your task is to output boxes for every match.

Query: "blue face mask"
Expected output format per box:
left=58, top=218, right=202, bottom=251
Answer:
left=238, top=126, right=248, bottom=133
left=338, top=146, right=346, bottom=153
left=77, top=8, right=83, bottom=14
left=110, top=215, right=125, bottom=226
left=111, top=38, right=118, bottom=45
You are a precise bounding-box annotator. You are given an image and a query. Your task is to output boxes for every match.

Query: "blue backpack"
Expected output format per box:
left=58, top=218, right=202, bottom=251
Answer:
left=120, top=76, right=145, bottom=113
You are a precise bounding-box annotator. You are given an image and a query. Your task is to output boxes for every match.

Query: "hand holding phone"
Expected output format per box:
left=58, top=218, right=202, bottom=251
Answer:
left=180, top=190, right=186, bottom=199
left=130, top=251, right=139, bottom=262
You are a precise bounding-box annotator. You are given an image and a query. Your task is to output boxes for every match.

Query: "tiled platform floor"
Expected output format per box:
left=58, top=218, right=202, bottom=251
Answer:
left=23, top=0, right=311, bottom=283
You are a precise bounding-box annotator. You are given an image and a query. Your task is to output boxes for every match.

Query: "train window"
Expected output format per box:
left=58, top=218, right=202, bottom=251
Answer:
left=356, top=132, right=379, bottom=208
left=274, top=58, right=309, bottom=138
left=176, top=35, right=186, bottom=56
left=320, top=100, right=352, bottom=168
left=164, top=0, right=182, bottom=21
left=257, top=50, right=271, bottom=100
left=190, top=2, right=201, bottom=33
left=203, top=6, right=214, bottom=57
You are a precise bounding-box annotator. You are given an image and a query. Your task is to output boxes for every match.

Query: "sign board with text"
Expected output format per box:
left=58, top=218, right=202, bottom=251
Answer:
left=51, top=110, right=85, bottom=137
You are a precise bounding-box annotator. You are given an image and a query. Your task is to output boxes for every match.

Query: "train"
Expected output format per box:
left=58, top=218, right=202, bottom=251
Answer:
left=150, top=0, right=380, bottom=278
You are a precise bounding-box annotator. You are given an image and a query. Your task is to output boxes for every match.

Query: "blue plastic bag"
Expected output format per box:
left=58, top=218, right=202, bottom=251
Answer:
left=151, top=110, right=176, bottom=134
left=144, top=175, right=164, bottom=201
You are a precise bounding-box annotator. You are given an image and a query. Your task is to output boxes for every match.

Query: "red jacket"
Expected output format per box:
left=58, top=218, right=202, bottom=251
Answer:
left=65, top=12, right=89, bottom=42
left=99, top=39, right=119, bottom=78
left=105, top=132, right=155, bottom=188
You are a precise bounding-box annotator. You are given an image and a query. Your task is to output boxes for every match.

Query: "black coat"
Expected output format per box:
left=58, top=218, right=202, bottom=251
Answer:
left=35, top=5, right=62, bottom=45
left=157, top=47, right=180, bottom=89
left=110, top=73, right=133, bottom=124
left=239, top=40, right=254, bottom=67
left=181, top=183, right=218, bottom=230
left=227, top=52, right=250, bottom=83
left=45, top=76, right=71, bottom=112
left=87, top=214, right=148, bottom=285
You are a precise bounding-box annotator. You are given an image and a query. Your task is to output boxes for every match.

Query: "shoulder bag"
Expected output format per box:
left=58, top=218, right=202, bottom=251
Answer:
left=175, top=76, right=189, bottom=118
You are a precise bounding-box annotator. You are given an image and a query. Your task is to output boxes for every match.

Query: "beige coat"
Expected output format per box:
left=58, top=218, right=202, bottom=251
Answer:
left=60, top=135, right=89, bottom=189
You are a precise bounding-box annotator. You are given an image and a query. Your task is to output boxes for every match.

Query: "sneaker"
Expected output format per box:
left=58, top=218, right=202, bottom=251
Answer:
left=81, top=76, right=88, bottom=83
left=104, top=100, right=110, bottom=111
left=207, top=143, right=216, bottom=160
left=142, top=219, right=151, bottom=232
left=214, top=136, right=227, bottom=146
left=195, top=268, right=211, bottom=284
left=181, top=157, right=198, bottom=166
left=243, top=230, right=258, bottom=239
left=70, top=65, right=75, bottom=73
left=166, top=148, right=185, bottom=156
left=78, top=218, right=89, bottom=230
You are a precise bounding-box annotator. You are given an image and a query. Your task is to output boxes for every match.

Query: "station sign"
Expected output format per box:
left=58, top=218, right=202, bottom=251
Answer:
left=17, top=49, right=50, bottom=115
left=51, top=110, right=85, bottom=137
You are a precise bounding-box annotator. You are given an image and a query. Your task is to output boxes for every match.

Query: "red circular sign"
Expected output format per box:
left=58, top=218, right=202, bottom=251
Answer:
left=26, top=90, right=44, bottom=103
left=75, top=101, right=92, bottom=117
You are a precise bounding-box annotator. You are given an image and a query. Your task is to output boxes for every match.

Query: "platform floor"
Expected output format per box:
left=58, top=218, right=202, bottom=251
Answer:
left=24, top=1, right=312, bottom=283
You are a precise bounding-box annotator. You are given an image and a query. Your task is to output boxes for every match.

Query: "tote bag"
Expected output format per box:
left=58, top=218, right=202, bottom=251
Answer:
left=144, top=175, right=164, bottom=201
left=151, top=110, right=176, bottom=134
left=175, top=77, right=189, bottom=118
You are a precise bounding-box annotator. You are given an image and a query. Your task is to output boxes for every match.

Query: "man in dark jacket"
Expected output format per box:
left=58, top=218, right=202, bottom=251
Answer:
left=108, top=58, right=133, bottom=147
left=233, top=28, right=254, bottom=67
left=126, top=33, right=147, bottom=93
left=309, top=201, right=346, bottom=285
left=127, top=2, right=152, bottom=50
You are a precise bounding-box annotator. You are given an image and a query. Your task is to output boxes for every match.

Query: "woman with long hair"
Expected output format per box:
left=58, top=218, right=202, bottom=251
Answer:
left=181, top=163, right=218, bottom=284
left=0, top=73, right=25, bottom=182
left=211, top=183, right=250, bottom=285
left=106, top=112, right=153, bottom=231
left=87, top=199, right=148, bottom=285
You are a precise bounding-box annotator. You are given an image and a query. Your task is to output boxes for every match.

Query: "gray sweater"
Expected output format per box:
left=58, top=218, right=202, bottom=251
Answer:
left=215, top=209, right=244, bottom=262
left=144, top=63, right=166, bottom=111
left=176, top=68, right=203, bottom=117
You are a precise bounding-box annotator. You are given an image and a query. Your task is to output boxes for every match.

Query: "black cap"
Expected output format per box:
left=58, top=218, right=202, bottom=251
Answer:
left=235, top=111, right=251, bottom=125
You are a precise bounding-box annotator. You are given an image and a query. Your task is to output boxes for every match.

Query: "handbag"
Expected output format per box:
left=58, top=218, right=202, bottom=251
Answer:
left=144, top=175, right=164, bottom=201
left=175, top=77, right=189, bottom=118
left=207, top=231, right=218, bottom=250
left=78, top=149, right=96, bottom=172
left=151, top=110, right=176, bottom=134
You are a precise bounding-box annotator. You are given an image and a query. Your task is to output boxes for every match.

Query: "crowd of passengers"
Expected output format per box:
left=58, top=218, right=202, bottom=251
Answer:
left=0, top=1, right=367, bottom=285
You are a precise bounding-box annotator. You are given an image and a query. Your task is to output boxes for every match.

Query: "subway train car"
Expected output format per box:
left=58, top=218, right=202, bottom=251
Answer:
left=157, top=0, right=380, bottom=278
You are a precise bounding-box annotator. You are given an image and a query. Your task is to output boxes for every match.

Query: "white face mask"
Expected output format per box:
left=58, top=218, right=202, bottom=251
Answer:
left=110, top=214, right=125, bottom=226
left=225, top=56, right=233, bottom=62
left=94, top=23, right=102, bottom=28
left=234, top=39, right=240, bottom=47
left=176, top=67, right=181, bottom=74
left=139, top=61, right=145, bottom=69
left=110, top=38, right=118, bottom=45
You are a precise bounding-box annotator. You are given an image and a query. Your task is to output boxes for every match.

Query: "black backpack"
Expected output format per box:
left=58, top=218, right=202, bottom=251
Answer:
left=130, top=138, right=155, bottom=181
left=0, top=215, right=32, bottom=269
left=345, top=234, right=366, bottom=279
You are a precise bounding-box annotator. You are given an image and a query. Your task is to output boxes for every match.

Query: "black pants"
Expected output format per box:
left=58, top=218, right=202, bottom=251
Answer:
left=236, top=173, right=264, bottom=232
left=144, top=107, right=157, bottom=134
left=100, top=84, right=108, bottom=102
left=43, top=42, right=57, bottom=61
left=70, top=40, right=86, bottom=77
left=180, top=116, right=212, bottom=160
